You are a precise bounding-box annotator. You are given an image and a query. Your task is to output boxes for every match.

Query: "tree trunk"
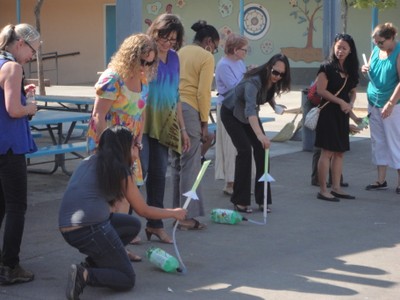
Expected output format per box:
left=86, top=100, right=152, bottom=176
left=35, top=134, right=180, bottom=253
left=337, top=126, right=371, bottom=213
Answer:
left=34, top=0, right=45, bottom=96
left=342, top=0, right=349, bottom=33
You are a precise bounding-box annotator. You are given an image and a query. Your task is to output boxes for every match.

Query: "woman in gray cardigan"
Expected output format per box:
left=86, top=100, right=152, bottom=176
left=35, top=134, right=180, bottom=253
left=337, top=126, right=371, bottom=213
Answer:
left=220, top=54, right=291, bottom=213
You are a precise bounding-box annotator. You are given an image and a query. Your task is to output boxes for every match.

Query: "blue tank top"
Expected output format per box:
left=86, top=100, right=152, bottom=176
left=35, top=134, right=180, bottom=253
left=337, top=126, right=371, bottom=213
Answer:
left=367, top=42, right=400, bottom=108
left=0, top=59, right=37, bottom=155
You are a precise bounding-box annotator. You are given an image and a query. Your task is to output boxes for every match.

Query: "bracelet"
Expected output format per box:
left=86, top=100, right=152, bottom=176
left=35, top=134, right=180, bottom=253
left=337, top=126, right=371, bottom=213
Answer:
left=135, top=142, right=143, bottom=151
left=180, top=127, right=186, bottom=132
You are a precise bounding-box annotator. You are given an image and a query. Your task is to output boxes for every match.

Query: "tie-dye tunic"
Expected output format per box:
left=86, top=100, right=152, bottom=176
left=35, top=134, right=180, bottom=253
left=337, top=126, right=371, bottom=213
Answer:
left=144, top=49, right=181, bottom=153
left=87, top=69, right=148, bottom=184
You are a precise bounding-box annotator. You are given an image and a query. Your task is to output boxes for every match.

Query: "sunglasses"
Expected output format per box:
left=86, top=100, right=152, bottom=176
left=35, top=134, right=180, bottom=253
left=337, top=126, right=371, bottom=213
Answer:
left=24, top=40, right=36, bottom=56
left=375, top=39, right=386, bottom=46
left=238, top=48, right=248, bottom=53
left=271, top=69, right=285, bottom=78
left=140, top=59, right=155, bottom=67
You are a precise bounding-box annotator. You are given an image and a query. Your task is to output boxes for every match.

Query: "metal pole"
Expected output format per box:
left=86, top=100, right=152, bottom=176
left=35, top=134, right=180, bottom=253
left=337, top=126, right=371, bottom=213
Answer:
left=371, top=7, right=379, bottom=50
left=16, top=0, right=21, bottom=23
left=239, top=0, right=244, bottom=35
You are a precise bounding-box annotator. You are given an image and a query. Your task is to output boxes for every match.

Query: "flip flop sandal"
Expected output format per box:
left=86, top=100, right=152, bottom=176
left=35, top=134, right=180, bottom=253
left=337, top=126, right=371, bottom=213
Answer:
left=177, top=218, right=206, bottom=231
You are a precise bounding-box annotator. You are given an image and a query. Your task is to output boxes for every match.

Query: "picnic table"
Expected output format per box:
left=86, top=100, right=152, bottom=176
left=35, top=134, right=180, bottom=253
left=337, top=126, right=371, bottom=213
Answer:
left=27, top=110, right=91, bottom=175
left=35, top=95, right=94, bottom=112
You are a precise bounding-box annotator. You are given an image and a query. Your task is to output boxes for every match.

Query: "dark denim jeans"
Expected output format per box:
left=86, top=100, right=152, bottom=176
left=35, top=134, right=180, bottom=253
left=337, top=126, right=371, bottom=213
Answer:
left=140, top=134, right=169, bottom=228
left=61, top=213, right=140, bottom=290
left=220, top=106, right=271, bottom=206
left=0, top=152, right=28, bottom=268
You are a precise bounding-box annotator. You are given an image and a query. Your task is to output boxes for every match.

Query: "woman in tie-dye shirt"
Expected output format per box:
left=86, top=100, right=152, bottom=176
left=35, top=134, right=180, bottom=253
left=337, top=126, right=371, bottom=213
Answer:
left=140, top=14, right=189, bottom=244
left=87, top=33, right=158, bottom=187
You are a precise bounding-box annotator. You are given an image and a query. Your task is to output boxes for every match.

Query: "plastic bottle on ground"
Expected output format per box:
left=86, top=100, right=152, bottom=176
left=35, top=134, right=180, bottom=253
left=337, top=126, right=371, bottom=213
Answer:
left=146, top=247, right=181, bottom=273
left=210, top=208, right=245, bottom=224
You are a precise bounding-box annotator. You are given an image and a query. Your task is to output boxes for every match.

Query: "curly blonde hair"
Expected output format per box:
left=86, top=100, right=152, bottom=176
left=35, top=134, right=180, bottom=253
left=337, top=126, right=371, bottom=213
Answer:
left=108, top=33, right=158, bottom=81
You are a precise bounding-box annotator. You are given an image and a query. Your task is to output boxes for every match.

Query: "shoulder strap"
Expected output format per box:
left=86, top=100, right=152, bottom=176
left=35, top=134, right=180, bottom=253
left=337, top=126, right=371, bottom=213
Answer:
left=318, top=76, right=348, bottom=109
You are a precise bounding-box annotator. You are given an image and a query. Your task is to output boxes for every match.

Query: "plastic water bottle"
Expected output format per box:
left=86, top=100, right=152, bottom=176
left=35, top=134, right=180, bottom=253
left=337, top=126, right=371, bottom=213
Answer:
left=146, top=247, right=181, bottom=273
left=26, top=88, right=36, bottom=120
left=210, top=208, right=245, bottom=225
left=357, top=115, right=369, bottom=130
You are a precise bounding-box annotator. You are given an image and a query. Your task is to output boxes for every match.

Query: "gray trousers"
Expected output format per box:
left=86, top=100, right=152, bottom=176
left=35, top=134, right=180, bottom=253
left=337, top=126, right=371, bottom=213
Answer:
left=171, top=103, right=204, bottom=218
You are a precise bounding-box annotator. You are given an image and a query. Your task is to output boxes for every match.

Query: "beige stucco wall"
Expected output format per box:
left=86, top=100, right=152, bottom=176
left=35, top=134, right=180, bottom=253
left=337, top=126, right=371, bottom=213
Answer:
left=1, top=0, right=400, bottom=86
left=0, top=0, right=114, bottom=85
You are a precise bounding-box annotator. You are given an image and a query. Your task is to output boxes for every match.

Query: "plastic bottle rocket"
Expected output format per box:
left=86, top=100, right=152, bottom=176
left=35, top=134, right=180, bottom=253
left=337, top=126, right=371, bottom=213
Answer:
left=146, top=247, right=181, bottom=273
left=210, top=208, right=246, bottom=225
left=26, top=87, right=35, bottom=120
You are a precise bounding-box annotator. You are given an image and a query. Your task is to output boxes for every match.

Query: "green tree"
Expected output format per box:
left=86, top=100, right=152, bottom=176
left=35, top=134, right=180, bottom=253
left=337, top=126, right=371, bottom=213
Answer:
left=342, top=0, right=397, bottom=33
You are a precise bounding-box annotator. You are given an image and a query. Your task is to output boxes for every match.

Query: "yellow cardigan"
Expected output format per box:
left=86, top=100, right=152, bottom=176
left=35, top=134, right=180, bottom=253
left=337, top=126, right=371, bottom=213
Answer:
left=178, top=44, right=215, bottom=122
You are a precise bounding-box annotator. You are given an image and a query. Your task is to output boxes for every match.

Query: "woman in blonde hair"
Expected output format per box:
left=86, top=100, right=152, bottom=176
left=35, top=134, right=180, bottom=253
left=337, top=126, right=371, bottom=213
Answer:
left=87, top=33, right=158, bottom=187
left=362, top=23, right=400, bottom=194
left=0, top=23, right=40, bottom=284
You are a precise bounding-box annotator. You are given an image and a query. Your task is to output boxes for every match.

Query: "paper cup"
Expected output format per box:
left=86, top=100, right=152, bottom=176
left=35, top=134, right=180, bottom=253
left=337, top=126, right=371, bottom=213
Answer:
left=274, top=105, right=284, bottom=115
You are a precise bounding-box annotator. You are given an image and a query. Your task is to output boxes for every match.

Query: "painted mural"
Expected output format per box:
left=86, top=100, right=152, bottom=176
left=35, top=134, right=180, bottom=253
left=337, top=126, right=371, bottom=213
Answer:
left=281, top=0, right=323, bottom=63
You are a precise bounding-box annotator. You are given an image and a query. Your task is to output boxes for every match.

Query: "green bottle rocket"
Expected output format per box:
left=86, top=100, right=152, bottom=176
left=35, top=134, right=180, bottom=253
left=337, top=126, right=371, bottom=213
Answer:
left=146, top=247, right=181, bottom=273
left=210, top=208, right=246, bottom=224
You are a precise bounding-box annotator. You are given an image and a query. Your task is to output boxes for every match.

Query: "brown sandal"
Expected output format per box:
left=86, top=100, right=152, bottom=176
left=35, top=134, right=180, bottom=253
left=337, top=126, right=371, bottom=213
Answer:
left=177, top=218, right=206, bottom=231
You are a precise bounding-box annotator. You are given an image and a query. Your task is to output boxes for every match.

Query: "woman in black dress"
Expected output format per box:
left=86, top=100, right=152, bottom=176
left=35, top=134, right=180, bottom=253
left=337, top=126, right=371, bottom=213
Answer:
left=315, top=33, right=360, bottom=201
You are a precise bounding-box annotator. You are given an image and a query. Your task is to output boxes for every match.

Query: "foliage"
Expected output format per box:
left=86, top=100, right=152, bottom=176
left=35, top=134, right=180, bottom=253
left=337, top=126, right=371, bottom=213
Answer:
left=350, top=0, right=397, bottom=10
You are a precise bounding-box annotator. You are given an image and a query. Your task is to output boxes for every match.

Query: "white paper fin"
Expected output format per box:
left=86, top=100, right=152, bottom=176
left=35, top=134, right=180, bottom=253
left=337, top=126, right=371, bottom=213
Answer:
left=258, top=173, right=276, bottom=182
left=183, top=190, right=198, bottom=200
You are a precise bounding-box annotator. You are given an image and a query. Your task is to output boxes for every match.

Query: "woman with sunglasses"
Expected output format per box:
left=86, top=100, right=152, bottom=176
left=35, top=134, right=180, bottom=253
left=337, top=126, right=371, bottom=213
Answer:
left=362, top=23, right=400, bottom=194
left=60, top=126, right=186, bottom=299
left=140, top=13, right=189, bottom=243
left=315, top=33, right=360, bottom=202
left=171, top=20, right=219, bottom=230
left=220, top=54, right=291, bottom=213
left=87, top=33, right=158, bottom=194
left=0, top=23, right=40, bottom=284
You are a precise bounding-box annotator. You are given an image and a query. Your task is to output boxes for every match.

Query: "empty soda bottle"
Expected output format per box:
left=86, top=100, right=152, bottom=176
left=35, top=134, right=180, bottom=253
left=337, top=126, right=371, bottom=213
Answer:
left=357, top=115, right=369, bottom=130
left=210, top=208, right=246, bottom=225
left=146, top=247, right=181, bottom=273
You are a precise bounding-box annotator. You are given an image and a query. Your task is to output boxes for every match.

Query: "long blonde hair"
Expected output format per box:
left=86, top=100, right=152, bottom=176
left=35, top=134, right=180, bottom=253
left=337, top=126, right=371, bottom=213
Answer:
left=108, top=33, right=158, bottom=81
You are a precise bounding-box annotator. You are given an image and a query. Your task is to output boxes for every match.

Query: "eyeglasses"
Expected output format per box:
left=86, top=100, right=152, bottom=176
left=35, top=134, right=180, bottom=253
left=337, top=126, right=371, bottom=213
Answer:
left=271, top=69, right=285, bottom=78
left=24, top=40, right=36, bottom=56
left=238, top=48, right=248, bottom=53
left=140, top=59, right=155, bottom=67
left=158, top=36, right=177, bottom=45
left=335, top=33, right=353, bottom=42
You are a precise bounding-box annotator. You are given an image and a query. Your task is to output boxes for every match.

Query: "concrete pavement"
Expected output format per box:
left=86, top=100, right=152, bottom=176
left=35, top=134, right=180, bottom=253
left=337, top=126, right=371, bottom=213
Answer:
left=1, top=86, right=399, bottom=300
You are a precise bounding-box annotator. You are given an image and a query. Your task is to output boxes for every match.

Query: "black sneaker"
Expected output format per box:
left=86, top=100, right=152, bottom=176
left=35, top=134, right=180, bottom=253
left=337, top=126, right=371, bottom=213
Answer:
left=66, top=264, right=86, bottom=300
left=0, top=264, right=34, bottom=284
left=366, top=181, right=388, bottom=190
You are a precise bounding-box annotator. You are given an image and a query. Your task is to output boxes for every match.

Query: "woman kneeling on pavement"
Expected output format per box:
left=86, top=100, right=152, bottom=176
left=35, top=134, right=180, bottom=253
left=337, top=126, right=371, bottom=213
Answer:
left=59, top=126, right=186, bottom=300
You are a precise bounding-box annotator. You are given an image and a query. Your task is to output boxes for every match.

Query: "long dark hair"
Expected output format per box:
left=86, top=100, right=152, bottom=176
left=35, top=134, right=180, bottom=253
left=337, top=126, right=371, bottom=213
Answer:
left=96, top=126, right=134, bottom=204
left=191, top=20, right=219, bottom=44
left=244, top=53, right=291, bottom=104
left=328, top=33, right=359, bottom=82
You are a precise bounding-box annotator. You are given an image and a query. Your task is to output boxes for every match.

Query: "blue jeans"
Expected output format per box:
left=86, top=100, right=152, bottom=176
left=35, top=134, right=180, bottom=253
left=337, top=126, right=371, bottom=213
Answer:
left=0, top=151, right=28, bottom=268
left=61, top=213, right=140, bottom=290
left=140, top=134, right=169, bottom=228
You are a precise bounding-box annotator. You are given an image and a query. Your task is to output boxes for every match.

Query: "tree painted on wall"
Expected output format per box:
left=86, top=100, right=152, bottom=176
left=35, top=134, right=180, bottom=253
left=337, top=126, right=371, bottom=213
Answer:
left=282, top=0, right=323, bottom=63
